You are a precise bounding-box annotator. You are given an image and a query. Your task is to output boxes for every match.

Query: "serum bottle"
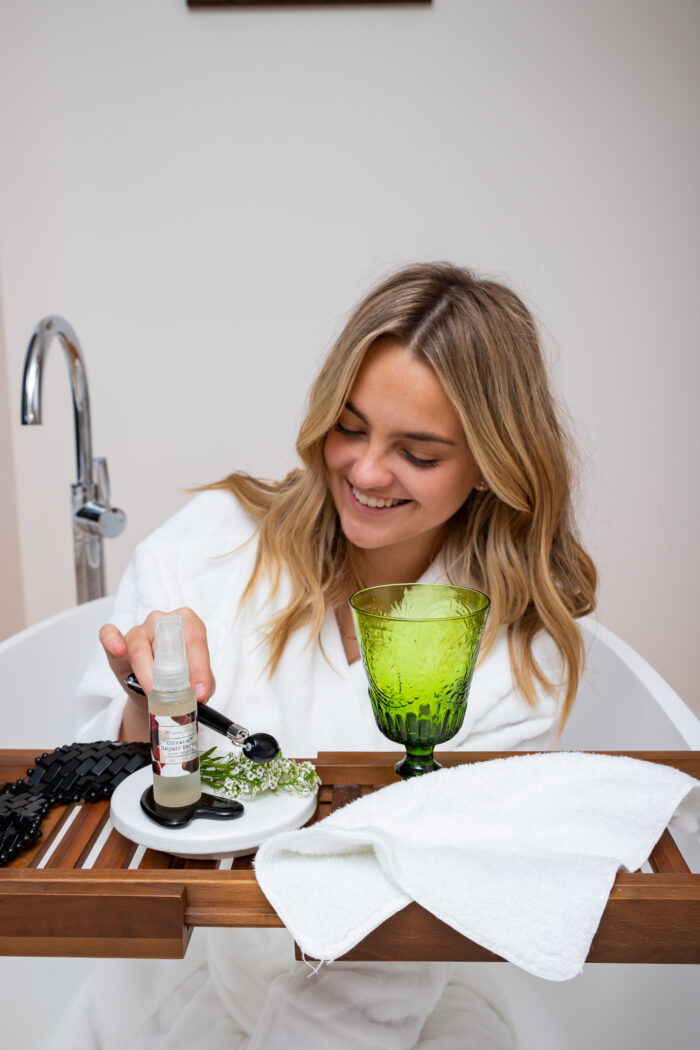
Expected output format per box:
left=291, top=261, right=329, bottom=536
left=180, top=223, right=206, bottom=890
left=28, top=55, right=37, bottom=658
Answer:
left=148, top=615, right=201, bottom=809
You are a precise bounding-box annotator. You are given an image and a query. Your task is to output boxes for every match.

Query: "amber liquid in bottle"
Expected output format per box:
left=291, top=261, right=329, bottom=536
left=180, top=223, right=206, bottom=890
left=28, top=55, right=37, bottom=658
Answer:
left=149, top=684, right=201, bottom=808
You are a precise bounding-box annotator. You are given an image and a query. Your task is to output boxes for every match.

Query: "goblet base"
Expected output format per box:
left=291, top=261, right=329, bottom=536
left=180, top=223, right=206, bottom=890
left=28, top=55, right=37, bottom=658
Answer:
left=395, top=749, right=442, bottom=779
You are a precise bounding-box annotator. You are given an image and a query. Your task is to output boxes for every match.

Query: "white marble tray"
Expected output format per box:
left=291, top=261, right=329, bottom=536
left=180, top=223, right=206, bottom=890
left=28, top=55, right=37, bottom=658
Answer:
left=110, top=765, right=317, bottom=859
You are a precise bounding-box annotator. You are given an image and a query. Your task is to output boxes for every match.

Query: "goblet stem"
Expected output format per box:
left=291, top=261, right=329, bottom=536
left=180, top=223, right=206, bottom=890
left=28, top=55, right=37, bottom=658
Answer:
left=395, top=746, right=442, bottom=779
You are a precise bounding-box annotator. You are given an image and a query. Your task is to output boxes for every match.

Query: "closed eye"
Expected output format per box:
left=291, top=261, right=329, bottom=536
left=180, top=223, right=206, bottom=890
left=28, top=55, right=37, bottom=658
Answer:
left=334, top=422, right=364, bottom=437
left=403, top=451, right=440, bottom=469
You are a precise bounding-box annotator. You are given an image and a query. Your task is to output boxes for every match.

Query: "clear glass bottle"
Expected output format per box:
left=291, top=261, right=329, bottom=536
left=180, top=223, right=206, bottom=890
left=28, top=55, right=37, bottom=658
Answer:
left=148, top=615, right=201, bottom=808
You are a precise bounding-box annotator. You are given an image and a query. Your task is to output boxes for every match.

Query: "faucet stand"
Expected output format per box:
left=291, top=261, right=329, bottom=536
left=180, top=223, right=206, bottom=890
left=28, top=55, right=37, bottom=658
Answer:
left=71, top=483, right=107, bottom=603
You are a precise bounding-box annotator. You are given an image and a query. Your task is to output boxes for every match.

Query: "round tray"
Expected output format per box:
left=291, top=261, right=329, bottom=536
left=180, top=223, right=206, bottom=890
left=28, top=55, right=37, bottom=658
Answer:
left=110, top=766, right=318, bottom=859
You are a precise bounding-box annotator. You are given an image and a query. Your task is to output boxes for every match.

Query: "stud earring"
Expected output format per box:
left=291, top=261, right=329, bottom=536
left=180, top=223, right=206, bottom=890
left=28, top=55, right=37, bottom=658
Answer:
left=476, top=480, right=486, bottom=492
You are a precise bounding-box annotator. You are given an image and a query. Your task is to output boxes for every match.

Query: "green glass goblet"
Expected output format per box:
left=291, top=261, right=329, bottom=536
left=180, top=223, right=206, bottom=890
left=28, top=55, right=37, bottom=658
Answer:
left=350, top=583, right=490, bottom=778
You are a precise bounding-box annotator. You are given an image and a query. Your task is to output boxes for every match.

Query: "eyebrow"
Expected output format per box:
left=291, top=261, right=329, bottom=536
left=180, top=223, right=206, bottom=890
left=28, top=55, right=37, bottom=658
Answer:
left=344, top=400, right=457, bottom=446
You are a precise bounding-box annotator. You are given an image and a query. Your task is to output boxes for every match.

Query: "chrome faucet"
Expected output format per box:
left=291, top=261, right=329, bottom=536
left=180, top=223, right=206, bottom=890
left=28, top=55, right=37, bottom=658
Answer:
left=21, top=315, right=126, bottom=603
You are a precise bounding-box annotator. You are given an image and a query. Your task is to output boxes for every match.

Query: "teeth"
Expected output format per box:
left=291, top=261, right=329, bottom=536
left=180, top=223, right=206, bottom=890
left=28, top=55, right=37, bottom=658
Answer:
left=352, top=486, right=405, bottom=509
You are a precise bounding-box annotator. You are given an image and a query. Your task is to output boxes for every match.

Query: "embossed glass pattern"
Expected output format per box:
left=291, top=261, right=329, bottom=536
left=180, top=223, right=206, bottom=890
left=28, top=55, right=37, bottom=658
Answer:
left=350, top=584, right=490, bottom=778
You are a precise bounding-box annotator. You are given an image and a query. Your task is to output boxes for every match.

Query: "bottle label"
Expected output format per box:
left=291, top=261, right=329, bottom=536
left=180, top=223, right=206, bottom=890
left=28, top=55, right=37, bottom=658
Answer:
left=150, top=712, right=199, bottom=777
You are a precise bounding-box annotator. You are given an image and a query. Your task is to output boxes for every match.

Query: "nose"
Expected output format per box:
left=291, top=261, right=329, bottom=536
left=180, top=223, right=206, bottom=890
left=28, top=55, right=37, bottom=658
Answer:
left=348, top=443, right=394, bottom=490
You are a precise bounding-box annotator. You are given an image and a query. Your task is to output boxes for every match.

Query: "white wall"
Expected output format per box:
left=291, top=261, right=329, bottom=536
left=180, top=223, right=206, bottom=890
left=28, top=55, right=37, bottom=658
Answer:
left=0, top=0, right=698, bottom=713
left=0, top=280, right=26, bottom=637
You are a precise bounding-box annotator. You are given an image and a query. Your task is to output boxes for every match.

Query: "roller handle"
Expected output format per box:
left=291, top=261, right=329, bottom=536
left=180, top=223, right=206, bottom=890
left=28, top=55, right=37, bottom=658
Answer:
left=196, top=702, right=248, bottom=746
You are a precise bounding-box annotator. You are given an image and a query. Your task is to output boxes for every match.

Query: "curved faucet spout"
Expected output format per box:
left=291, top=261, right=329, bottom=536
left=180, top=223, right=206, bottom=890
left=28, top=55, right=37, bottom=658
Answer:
left=21, top=315, right=93, bottom=487
left=20, top=315, right=126, bottom=603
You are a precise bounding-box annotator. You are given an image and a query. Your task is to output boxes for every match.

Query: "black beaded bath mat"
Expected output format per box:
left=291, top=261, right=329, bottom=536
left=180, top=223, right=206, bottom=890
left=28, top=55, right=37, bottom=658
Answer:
left=0, top=740, right=150, bottom=866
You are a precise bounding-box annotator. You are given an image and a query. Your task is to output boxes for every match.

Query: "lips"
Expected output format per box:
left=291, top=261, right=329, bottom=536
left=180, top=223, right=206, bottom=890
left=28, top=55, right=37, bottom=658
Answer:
left=346, top=480, right=410, bottom=513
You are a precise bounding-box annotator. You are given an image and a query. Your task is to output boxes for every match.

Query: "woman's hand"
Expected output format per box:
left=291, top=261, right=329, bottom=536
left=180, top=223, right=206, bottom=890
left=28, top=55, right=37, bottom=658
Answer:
left=99, top=608, right=216, bottom=742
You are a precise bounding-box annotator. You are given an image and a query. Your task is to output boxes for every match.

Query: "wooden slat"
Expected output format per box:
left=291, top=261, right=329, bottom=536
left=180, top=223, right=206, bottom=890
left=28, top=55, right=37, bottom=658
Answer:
left=182, top=858, right=219, bottom=870
left=648, top=829, right=691, bottom=874
left=44, top=802, right=110, bottom=870
left=330, top=785, right=362, bottom=812
left=309, top=802, right=331, bottom=826
left=313, top=750, right=700, bottom=784
left=138, top=848, right=174, bottom=870
left=314, top=752, right=404, bottom=786
left=0, top=880, right=191, bottom=958
left=4, top=868, right=270, bottom=919
left=0, top=867, right=279, bottom=931
left=590, top=873, right=700, bottom=963
left=90, top=827, right=137, bottom=869
left=28, top=805, right=77, bottom=868
left=306, top=784, right=332, bottom=827
left=232, top=854, right=254, bottom=870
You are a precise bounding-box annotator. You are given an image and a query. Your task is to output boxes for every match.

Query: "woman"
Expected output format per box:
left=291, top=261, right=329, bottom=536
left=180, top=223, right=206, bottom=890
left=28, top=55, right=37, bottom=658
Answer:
left=63, top=263, right=596, bottom=1050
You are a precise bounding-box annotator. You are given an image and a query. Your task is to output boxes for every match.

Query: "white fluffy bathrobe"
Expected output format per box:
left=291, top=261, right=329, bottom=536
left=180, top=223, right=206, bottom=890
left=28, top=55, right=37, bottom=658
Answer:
left=56, top=490, right=562, bottom=1050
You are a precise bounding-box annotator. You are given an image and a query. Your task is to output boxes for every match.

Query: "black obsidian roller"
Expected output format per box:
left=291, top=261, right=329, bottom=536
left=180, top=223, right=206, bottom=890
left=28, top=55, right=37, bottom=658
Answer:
left=242, top=733, right=279, bottom=763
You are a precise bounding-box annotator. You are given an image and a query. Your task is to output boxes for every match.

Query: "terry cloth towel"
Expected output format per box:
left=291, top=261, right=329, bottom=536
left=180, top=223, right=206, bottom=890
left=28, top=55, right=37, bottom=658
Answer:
left=254, top=752, right=700, bottom=981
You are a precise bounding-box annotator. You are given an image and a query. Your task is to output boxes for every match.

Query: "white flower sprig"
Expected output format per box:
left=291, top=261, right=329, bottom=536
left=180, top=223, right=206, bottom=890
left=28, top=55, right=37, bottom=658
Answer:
left=199, top=747, right=320, bottom=801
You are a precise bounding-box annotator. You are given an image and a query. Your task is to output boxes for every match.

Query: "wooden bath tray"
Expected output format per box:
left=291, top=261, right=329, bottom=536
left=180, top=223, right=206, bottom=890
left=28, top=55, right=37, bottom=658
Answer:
left=1, top=750, right=698, bottom=963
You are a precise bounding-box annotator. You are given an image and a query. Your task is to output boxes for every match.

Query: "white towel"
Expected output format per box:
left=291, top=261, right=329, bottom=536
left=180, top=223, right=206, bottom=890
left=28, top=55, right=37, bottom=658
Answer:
left=254, top=752, right=700, bottom=981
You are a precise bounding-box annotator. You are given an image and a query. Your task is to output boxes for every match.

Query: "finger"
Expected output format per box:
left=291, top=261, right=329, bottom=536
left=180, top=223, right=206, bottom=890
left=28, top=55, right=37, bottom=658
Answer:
left=194, top=672, right=219, bottom=705
left=99, top=624, right=133, bottom=680
left=175, top=608, right=215, bottom=703
left=125, top=621, right=158, bottom=697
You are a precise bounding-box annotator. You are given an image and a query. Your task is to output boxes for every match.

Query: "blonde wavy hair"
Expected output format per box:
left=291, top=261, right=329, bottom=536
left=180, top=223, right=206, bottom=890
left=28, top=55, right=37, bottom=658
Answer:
left=207, top=263, right=596, bottom=729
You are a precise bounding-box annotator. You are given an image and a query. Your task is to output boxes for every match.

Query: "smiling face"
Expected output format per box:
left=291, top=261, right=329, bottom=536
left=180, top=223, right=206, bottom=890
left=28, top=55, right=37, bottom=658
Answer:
left=323, top=338, right=484, bottom=580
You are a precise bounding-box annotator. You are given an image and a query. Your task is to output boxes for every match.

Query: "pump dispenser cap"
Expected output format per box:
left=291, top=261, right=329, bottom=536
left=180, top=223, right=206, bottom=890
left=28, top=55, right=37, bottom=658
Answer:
left=152, top=615, right=191, bottom=692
